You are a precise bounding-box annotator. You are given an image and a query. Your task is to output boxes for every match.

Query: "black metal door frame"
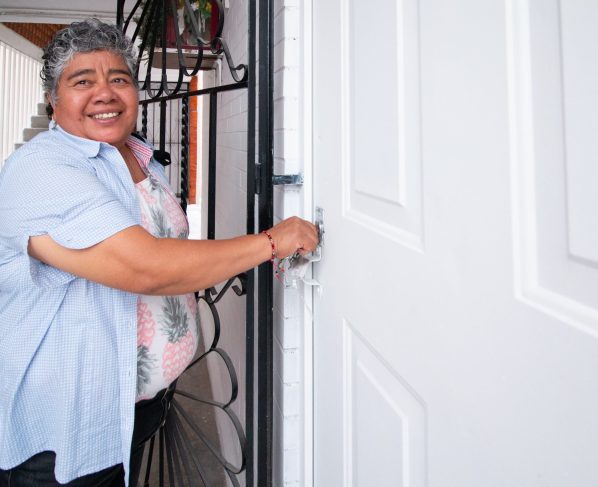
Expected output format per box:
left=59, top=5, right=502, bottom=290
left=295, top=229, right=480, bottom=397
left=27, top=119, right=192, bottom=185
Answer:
left=116, top=1, right=274, bottom=485
left=256, top=0, right=274, bottom=485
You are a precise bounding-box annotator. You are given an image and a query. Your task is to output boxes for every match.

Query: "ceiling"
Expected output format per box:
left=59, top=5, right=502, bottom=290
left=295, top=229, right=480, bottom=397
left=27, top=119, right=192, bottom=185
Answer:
left=0, top=0, right=137, bottom=24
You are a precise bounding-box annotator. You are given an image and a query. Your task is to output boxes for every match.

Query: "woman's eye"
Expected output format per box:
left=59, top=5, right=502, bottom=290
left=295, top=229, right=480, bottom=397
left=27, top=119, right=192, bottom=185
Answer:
left=112, top=78, right=129, bottom=84
left=76, top=79, right=90, bottom=85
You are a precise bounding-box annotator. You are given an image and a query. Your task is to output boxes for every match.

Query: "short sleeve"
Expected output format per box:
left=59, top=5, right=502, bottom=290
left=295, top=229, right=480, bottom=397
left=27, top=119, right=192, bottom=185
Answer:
left=0, top=147, right=138, bottom=287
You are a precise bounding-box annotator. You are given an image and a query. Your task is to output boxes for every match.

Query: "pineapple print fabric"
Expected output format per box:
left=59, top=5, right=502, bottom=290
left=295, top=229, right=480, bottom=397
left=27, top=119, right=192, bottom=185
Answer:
left=135, top=172, right=200, bottom=401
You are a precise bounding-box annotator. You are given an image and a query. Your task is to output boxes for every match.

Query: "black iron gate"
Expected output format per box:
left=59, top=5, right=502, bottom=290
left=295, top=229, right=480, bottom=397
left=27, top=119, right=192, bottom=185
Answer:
left=116, top=1, right=274, bottom=485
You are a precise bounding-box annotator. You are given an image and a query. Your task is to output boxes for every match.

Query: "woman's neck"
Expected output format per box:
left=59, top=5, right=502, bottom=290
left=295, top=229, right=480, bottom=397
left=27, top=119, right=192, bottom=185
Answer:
left=118, top=144, right=147, bottom=184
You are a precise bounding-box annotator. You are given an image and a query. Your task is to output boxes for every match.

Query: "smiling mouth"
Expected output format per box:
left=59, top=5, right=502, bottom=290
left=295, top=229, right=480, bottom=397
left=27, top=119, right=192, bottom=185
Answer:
left=91, top=112, right=120, bottom=120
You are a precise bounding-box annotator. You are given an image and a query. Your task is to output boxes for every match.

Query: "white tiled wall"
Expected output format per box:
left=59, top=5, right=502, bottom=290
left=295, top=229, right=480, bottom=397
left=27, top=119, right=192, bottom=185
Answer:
left=217, top=1, right=307, bottom=485
left=210, top=0, right=250, bottom=480
left=272, top=1, right=307, bottom=486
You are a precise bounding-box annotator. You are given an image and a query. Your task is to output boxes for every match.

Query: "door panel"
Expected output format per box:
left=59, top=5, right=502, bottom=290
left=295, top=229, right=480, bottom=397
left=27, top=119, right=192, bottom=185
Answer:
left=344, top=322, right=426, bottom=486
left=313, top=1, right=598, bottom=486
left=343, top=0, right=423, bottom=249
left=509, top=0, right=598, bottom=332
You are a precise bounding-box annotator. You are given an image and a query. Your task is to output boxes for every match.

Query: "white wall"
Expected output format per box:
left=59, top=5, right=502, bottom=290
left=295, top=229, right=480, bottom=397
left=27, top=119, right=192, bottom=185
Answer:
left=210, top=1, right=250, bottom=484
left=213, top=1, right=309, bottom=485
left=0, top=24, right=43, bottom=168
left=271, top=1, right=309, bottom=486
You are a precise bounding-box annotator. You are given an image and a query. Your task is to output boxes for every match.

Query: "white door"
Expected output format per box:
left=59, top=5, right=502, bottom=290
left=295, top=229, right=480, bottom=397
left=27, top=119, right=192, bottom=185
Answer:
left=312, top=1, right=598, bottom=486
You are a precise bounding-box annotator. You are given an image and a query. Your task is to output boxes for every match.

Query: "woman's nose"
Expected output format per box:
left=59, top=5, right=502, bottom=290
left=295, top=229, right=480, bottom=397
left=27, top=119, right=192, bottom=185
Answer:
left=92, top=80, right=116, bottom=102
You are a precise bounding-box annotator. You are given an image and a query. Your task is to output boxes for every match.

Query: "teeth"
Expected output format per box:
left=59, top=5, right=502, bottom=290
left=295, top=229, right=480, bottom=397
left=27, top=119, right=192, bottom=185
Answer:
left=92, top=112, right=119, bottom=119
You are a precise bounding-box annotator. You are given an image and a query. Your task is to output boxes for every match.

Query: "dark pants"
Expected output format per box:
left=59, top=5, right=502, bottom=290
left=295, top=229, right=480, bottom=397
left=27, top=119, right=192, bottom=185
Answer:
left=0, top=388, right=173, bottom=487
left=0, top=453, right=124, bottom=487
left=129, top=388, right=174, bottom=486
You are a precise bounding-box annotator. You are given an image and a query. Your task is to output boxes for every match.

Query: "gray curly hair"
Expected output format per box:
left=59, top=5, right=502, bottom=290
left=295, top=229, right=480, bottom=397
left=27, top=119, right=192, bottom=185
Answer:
left=41, top=18, right=138, bottom=118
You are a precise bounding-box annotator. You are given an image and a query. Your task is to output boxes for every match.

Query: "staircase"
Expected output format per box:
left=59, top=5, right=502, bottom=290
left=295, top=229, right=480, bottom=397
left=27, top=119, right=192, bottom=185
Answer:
left=14, top=102, right=50, bottom=151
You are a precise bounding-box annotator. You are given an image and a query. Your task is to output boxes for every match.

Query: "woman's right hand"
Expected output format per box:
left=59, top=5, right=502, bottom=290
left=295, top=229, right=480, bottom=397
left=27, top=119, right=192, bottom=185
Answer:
left=266, top=217, right=319, bottom=260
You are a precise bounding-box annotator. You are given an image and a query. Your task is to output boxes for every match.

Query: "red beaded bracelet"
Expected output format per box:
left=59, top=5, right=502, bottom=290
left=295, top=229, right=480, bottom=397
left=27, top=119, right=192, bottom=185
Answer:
left=262, top=230, right=277, bottom=262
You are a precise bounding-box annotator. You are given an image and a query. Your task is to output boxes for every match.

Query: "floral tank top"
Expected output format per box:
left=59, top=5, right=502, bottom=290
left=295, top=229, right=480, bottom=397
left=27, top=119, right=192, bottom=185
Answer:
left=134, top=164, right=200, bottom=401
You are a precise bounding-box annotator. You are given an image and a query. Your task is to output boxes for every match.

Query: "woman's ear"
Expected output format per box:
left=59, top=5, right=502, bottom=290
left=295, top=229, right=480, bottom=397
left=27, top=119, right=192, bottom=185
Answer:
left=45, top=93, right=55, bottom=120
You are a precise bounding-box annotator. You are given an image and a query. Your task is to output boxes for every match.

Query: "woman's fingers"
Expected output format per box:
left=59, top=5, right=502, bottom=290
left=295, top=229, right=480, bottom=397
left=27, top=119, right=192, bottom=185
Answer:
left=268, top=217, right=319, bottom=259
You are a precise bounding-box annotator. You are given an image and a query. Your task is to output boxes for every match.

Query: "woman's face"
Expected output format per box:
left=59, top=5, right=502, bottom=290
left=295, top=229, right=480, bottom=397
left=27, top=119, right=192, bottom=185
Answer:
left=50, top=50, right=138, bottom=149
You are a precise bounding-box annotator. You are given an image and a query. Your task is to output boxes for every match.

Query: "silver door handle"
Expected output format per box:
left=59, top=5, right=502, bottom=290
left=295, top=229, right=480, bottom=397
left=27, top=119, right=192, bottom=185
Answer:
left=281, top=207, right=324, bottom=290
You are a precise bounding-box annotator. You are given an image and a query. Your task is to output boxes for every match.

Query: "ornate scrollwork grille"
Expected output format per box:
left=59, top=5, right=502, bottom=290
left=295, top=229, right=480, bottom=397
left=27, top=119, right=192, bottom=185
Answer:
left=118, top=0, right=247, bottom=99
left=117, top=0, right=274, bottom=485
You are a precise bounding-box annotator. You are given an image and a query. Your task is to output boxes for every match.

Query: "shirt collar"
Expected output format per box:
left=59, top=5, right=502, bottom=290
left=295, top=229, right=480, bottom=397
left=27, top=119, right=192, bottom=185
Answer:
left=125, top=135, right=153, bottom=170
left=49, top=122, right=154, bottom=167
left=49, top=120, right=102, bottom=158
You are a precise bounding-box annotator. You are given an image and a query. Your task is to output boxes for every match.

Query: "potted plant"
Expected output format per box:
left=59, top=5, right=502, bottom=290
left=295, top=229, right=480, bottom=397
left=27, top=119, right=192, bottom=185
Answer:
left=135, top=0, right=220, bottom=51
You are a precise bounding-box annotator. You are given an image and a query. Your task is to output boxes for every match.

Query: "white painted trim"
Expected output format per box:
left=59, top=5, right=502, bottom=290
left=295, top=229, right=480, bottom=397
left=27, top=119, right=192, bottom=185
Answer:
left=0, top=23, right=42, bottom=61
left=301, top=1, right=314, bottom=486
left=0, top=8, right=126, bottom=24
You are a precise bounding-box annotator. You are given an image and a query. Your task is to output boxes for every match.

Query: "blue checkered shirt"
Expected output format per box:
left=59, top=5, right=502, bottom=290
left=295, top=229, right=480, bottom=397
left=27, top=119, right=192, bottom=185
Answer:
left=0, top=122, right=165, bottom=484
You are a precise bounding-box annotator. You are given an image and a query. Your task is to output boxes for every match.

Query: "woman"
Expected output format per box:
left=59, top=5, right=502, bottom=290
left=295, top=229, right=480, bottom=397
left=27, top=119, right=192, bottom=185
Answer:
left=0, top=19, right=317, bottom=486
